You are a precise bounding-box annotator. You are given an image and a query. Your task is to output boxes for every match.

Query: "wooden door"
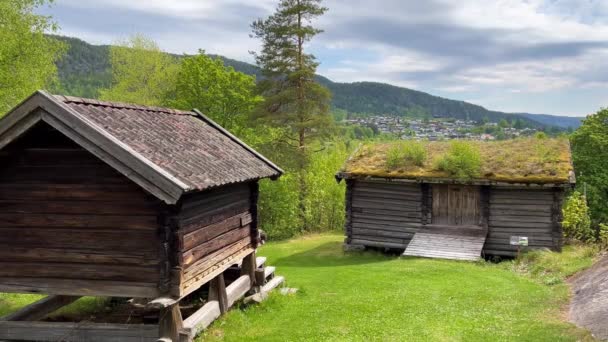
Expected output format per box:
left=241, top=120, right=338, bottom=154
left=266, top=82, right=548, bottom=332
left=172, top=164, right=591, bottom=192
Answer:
left=432, top=185, right=480, bottom=226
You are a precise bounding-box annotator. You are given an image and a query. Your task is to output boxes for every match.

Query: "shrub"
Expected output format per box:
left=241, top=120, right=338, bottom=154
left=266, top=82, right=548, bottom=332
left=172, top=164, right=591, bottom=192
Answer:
left=385, top=142, right=426, bottom=168
left=562, top=191, right=594, bottom=243
left=599, top=224, right=608, bottom=250
left=535, top=131, right=548, bottom=139
left=435, top=141, right=481, bottom=179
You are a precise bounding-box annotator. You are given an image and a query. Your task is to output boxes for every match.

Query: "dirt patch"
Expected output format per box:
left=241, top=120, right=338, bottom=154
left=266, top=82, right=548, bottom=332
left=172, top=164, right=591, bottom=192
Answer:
left=568, top=254, right=608, bottom=340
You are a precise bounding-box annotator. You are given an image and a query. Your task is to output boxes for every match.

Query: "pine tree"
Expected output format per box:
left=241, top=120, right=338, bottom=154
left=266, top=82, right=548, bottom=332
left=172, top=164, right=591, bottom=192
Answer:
left=251, top=0, right=332, bottom=231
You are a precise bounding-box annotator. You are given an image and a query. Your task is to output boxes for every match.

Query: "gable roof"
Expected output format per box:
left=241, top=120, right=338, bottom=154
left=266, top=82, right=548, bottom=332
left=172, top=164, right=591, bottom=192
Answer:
left=0, top=91, right=283, bottom=204
left=337, top=139, right=575, bottom=186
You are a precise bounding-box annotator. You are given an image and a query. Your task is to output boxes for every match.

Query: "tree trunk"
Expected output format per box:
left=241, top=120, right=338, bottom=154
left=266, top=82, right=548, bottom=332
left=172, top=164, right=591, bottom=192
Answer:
left=296, top=1, right=308, bottom=232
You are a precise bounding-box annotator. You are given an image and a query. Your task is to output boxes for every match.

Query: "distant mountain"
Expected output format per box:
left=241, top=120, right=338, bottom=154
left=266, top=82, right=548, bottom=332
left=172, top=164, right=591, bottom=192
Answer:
left=518, top=113, right=582, bottom=129
left=50, top=35, right=582, bottom=129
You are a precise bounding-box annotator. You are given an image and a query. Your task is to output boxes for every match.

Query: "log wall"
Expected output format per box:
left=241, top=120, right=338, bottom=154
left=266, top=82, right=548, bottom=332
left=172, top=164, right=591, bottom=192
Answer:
left=173, top=183, right=256, bottom=297
left=485, top=187, right=563, bottom=256
left=348, top=180, right=423, bottom=249
left=0, top=123, right=162, bottom=298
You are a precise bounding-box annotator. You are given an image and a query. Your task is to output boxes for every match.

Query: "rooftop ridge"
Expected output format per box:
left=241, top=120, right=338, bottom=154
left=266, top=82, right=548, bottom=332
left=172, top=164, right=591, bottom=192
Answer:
left=53, top=95, right=194, bottom=116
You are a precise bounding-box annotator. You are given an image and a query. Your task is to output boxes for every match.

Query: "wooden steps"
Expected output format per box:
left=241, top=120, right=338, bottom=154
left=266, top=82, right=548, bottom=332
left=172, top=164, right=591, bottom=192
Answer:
left=403, top=228, right=487, bottom=261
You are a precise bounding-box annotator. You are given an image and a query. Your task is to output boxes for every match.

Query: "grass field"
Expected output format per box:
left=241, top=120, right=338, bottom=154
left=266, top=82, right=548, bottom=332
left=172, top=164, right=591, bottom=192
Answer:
left=0, top=234, right=597, bottom=341
left=201, top=234, right=595, bottom=341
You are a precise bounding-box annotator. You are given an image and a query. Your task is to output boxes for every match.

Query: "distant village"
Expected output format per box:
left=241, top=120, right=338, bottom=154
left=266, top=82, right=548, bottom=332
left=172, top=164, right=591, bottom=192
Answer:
left=346, top=115, right=539, bottom=141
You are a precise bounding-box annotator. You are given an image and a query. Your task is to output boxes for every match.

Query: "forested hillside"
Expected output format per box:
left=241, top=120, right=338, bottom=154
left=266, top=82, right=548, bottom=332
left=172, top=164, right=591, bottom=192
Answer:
left=50, top=36, right=581, bottom=129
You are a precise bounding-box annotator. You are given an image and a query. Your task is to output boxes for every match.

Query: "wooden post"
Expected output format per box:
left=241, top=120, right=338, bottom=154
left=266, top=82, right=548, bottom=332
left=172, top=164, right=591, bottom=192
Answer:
left=208, top=273, right=228, bottom=314
left=158, top=303, right=183, bottom=342
left=241, top=252, right=257, bottom=289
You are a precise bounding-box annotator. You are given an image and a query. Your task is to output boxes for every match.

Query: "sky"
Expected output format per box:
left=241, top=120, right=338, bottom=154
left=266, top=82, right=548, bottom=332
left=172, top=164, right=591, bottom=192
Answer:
left=38, top=0, right=608, bottom=117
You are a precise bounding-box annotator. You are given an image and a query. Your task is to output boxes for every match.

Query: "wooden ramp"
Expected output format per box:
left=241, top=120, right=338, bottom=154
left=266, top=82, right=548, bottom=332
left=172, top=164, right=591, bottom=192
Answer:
left=402, top=226, right=487, bottom=261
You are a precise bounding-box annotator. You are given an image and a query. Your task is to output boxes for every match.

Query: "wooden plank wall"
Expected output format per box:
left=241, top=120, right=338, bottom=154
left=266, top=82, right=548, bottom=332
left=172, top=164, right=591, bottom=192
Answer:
left=174, top=183, right=255, bottom=297
left=349, top=181, right=423, bottom=249
left=485, top=187, right=562, bottom=256
left=0, top=123, right=162, bottom=298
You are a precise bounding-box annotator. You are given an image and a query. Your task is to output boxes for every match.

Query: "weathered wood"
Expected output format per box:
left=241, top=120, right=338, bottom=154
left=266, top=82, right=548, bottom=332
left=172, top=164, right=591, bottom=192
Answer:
left=0, top=321, right=159, bottom=341
left=226, top=275, right=251, bottom=308
left=158, top=304, right=183, bottom=342
left=180, top=225, right=251, bottom=266
left=0, top=262, right=158, bottom=283
left=261, top=275, right=284, bottom=293
left=352, top=228, right=413, bottom=239
left=0, top=277, right=160, bottom=298
left=42, top=111, right=182, bottom=204
left=432, top=185, right=480, bottom=226
left=0, top=213, right=157, bottom=230
left=240, top=252, right=257, bottom=287
left=1, top=295, right=80, bottom=321
left=208, top=274, right=228, bottom=314
left=350, top=238, right=407, bottom=249
left=0, top=247, right=159, bottom=266
left=179, top=213, right=248, bottom=251
left=403, top=231, right=486, bottom=261
left=179, top=301, right=221, bottom=342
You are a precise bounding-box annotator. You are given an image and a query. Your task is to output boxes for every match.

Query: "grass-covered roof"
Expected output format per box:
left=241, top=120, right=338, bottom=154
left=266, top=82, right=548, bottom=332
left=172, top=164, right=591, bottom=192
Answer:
left=339, top=138, right=574, bottom=184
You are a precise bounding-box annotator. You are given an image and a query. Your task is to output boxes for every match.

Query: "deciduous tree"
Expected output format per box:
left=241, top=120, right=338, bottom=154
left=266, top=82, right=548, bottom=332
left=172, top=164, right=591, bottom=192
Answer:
left=570, top=108, right=608, bottom=227
left=172, top=51, right=262, bottom=134
left=99, top=34, right=178, bottom=106
left=0, top=0, right=65, bottom=115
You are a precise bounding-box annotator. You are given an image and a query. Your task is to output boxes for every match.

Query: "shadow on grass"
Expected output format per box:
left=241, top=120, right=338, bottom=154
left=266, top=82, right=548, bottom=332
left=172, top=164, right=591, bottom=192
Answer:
left=272, top=241, right=396, bottom=268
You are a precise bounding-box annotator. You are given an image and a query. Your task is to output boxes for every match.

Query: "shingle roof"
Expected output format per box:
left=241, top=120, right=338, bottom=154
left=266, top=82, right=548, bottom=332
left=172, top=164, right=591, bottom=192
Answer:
left=337, top=138, right=574, bottom=186
left=52, top=95, right=282, bottom=192
left=0, top=91, right=282, bottom=203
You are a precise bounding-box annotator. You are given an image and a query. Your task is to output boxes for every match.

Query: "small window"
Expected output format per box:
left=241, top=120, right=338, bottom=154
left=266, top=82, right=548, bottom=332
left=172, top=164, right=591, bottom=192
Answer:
left=431, top=185, right=481, bottom=226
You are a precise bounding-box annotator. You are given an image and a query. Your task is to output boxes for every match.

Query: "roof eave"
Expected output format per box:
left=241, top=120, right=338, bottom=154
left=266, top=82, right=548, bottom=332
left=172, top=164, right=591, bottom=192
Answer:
left=0, top=90, right=186, bottom=204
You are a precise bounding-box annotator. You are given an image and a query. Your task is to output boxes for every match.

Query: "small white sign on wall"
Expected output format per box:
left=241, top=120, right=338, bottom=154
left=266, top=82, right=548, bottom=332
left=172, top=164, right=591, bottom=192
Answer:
left=510, top=236, right=529, bottom=247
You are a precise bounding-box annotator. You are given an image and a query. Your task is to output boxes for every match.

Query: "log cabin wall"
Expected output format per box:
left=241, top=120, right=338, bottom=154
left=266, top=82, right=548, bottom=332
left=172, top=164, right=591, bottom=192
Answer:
left=485, top=187, right=563, bottom=256
left=348, top=180, right=423, bottom=249
left=173, top=182, right=256, bottom=297
left=0, top=123, right=162, bottom=298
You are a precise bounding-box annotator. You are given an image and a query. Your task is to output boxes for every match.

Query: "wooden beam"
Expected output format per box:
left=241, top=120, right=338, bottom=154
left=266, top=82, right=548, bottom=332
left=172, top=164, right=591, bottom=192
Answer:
left=0, top=277, right=160, bottom=298
left=0, top=321, right=158, bottom=341
left=158, top=303, right=183, bottom=342
left=208, top=274, right=228, bottom=314
left=179, top=301, right=221, bottom=342
left=1, top=295, right=80, bottom=322
left=226, top=275, right=251, bottom=308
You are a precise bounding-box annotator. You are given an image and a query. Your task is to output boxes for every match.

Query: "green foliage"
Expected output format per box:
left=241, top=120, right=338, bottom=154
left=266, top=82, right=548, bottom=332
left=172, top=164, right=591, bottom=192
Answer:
left=535, top=131, right=548, bottom=139
left=562, top=191, right=594, bottom=243
left=509, top=244, right=598, bottom=286
left=0, top=0, right=66, bottom=115
left=571, top=108, right=608, bottom=227
left=172, top=51, right=262, bottom=134
left=435, top=141, right=481, bottom=179
left=385, top=141, right=426, bottom=168
left=99, top=34, right=179, bottom=106
left=599, top=224, right=608, bottom=250
left=258, top=141, right=350, bottom=239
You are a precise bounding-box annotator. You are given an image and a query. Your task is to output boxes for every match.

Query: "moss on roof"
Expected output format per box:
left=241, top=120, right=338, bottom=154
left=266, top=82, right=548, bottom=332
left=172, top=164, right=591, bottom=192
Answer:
left=340, top=138, right=574, bottom=184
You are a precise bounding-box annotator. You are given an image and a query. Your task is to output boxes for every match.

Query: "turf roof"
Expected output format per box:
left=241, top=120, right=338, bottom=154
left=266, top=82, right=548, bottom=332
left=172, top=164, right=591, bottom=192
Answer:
left=339, top=138, right=574, bottom=184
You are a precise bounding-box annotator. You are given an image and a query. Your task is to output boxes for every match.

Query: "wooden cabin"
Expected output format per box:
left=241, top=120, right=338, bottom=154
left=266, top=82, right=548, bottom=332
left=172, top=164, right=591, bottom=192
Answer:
left=336, top=139, right=575, bottom=260
left=0, top=91, right=283, bottom=341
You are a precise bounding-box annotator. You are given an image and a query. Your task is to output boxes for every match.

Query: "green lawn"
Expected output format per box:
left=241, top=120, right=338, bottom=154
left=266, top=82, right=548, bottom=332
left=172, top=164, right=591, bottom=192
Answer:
left=0, top=234, right=596, bottom=341
left=201, top=234, right=594, bottom=341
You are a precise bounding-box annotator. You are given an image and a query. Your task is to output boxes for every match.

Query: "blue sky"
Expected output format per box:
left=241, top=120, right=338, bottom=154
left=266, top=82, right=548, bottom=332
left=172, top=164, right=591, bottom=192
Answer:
left=39, top=0, right=608, bottom=117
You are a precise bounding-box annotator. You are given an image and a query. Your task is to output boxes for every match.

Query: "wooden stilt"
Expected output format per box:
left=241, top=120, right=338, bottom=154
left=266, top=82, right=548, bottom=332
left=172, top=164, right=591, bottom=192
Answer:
left=208, top=273, right=228, bottom=314
left=158, top=303, right=183, bottom=342
left=241, top=251, right=257, bottom=288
